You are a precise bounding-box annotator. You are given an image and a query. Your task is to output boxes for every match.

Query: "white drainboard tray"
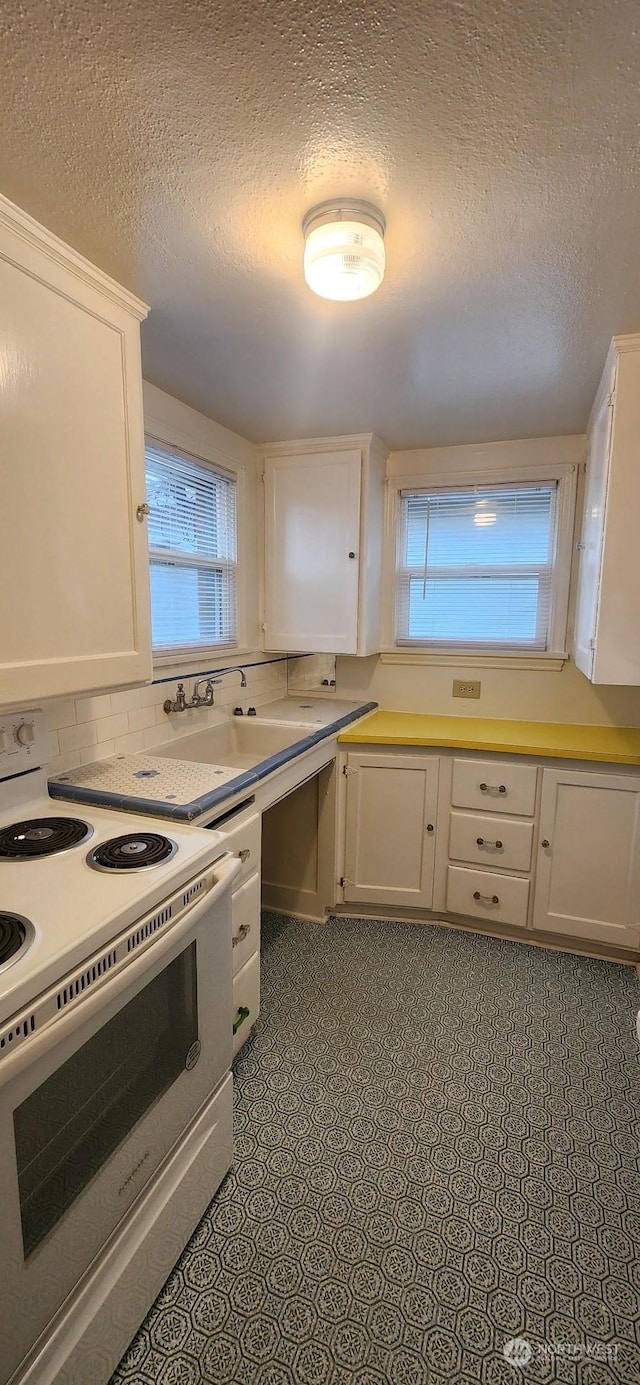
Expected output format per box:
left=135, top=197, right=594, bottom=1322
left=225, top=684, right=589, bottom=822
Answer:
left=52, top=754, right=241, bottom=805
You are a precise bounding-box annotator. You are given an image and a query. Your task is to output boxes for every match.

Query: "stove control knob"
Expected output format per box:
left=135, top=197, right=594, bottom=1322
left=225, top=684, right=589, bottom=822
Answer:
left=15, top=721, right=35, bottom=747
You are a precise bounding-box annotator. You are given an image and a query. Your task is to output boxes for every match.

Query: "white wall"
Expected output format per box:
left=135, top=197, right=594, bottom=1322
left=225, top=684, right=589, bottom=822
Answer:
left=337, top=434, right=640, bottom=727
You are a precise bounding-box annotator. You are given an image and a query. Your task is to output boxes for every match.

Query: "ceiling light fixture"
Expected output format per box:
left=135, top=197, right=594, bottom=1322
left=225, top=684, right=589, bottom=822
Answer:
left=302, top=200, right=386, bottom=302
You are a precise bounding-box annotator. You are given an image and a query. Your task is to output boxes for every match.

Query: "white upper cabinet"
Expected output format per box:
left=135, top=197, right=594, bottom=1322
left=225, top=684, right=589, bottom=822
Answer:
left=0, top=195, right=152, bottom=709
left=573, top=335, right=640, bottom=684
left=262, top=435, right=386, bottom=655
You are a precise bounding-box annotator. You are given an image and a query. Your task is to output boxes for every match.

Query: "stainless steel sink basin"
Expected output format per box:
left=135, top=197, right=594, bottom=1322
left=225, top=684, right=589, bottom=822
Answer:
left=154, top=718, right=307, bottom=772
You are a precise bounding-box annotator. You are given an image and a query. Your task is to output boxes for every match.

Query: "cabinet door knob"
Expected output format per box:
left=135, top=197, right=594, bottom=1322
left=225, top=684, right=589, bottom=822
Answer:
left=426, top=823, right=434, bottom=833
left=136, top=502, right=151, bottom=522
left=348, top=551, right=356, bottom=559
left=238, top=848, right=251, bottom=862
left=541, top=838, right=550, bottom=849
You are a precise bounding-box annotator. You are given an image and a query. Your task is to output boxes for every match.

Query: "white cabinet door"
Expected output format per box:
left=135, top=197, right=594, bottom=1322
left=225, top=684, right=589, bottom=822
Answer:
left=0, top=198, right=152, bottom=708
left=573, top=337, right=640, bottom=684
left=573, top=384, right=614, bottom=679
left=263, top=448, right=362, bottom=654
left=343, top=752, right=439, bottom=908
left=533, top=767, right=640, bottom=948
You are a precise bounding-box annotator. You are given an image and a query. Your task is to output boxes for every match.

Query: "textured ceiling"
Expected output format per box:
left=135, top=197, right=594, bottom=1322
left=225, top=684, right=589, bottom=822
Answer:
left=2, top=0, right=640, bottom=448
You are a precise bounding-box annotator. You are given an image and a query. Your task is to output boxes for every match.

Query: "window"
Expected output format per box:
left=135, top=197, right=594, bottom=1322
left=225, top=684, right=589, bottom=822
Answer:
left=145, top=440, right=237, bottom=655
left=395, top=481, right=563, bottom=652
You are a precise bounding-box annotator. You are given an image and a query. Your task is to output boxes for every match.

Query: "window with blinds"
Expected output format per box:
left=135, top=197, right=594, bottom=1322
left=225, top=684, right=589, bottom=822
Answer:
left=395, top=482, right=559, bottom=650
left=145, top=440, right=238, bottom=654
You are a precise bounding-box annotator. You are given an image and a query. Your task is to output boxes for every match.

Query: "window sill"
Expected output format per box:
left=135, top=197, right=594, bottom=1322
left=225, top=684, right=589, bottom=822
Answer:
left=380, top=650, right=569, bottom=672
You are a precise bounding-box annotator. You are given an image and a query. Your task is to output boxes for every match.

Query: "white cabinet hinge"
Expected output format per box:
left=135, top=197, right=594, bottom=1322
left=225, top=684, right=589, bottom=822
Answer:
left=339, top=876, right=354, bottom=887
left=342, top=763, right=356, bottom=776
left=607, top=391, right=615, bottom=408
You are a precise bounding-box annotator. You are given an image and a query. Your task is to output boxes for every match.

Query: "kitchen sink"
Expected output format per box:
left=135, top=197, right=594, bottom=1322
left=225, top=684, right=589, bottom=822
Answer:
left=153, top=717, right=308, bottom=772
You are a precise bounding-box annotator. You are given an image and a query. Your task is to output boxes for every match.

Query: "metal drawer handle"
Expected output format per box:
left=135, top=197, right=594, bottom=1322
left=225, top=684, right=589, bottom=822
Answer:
left=238, top=848, right=251, bottom=862
left=479, top=782, right=507, bottom=794
left=473, top=890, right=500, bottom=905
left=476, top=837, right=503, bottom=849
left=232, top=922, right=251, bottom=948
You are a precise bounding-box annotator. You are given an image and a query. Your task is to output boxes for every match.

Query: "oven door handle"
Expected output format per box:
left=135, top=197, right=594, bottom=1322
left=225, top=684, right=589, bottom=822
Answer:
left=0, top=852, right=241, bottom=1086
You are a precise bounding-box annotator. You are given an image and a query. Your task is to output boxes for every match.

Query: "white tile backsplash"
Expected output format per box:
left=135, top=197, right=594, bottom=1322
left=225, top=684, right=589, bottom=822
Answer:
left=110, top=688, right=145, bottom=714
left=45, top=698, right=77, bottom=730
left=40, top=657, right=290, bottom=775
left=75, top=694, right=112, bottom=723
left=127, top=706, right=157, bottom=734
left=114, top=729, right=146, bottom=755
left=95, top=712, right=129, bottom=742
left=57, top=722, right=97, bottom=754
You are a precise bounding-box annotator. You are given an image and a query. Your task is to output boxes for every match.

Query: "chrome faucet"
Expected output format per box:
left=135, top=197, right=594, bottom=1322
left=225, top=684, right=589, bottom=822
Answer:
left=210, top=666, right=247, bottom=690
left=163, top=682, right=188, bottom=714
left=163, top=667, right=248, bottom=714
left=191, top=678, right=216, bottom=706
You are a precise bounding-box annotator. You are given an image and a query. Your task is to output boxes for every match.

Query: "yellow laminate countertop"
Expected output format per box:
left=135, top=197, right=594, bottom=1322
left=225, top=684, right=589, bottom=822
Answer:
left=338, top=710, right=640, bottom=765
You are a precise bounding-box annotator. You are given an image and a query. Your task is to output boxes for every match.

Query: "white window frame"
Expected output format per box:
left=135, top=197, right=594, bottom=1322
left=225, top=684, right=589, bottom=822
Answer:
left=145, top=434, right=241, bottom=664
left=382, top=462, right=577, bottom=667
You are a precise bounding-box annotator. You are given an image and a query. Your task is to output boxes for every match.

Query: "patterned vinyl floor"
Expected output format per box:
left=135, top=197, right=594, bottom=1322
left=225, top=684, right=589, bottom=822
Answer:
left=111, top=913, right=640, bottom=1384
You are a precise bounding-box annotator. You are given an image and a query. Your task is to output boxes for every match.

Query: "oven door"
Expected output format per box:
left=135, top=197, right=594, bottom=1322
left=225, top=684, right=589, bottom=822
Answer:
left=0, top=852, right=239, bottom=1385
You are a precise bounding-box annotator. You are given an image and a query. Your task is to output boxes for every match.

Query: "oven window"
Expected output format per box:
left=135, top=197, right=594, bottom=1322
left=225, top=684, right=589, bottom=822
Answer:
left=14, top=942, right=198, bottom=1258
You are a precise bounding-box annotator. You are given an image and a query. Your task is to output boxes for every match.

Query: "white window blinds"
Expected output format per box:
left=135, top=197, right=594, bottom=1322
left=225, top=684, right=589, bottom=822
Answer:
left=396, top=482, right=558, bottom=650
left=145, top=440, right=238, bottom=654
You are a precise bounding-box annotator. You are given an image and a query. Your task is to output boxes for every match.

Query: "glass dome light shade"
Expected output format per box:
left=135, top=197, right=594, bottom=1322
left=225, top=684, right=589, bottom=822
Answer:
left=303, top=202, right=386, bottom=302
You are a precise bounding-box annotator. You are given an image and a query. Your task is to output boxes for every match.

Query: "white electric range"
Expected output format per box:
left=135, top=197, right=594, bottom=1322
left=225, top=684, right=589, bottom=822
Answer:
left=0, top=710, right=241, bottom=1385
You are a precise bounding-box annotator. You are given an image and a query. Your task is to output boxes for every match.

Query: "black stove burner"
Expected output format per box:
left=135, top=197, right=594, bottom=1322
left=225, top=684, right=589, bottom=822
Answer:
left=87, top=832, right=177, bottom=872
left=0, top=817, right=92, bottom=859
left=0, top=912, right=31, bottom=967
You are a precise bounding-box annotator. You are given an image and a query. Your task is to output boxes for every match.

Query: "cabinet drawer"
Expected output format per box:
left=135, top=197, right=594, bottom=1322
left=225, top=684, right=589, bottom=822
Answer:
left=451, top=758, right=537, bottom=816
left=449, top=811, right=534, bottom=872
left=217, top=811, right=261, bottom=888
left=233, top=952, right=260, bottom=1057
left=232, top=870, right=260, bottom=976
left=446, top=865, right=530, bottom=927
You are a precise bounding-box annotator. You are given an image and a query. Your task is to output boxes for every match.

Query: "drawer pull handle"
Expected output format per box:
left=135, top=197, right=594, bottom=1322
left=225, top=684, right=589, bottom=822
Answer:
left=232, top=923, right=251, bottom=948
left=238, top=848, right=251, bottom=862
left=479, top=782, right=507, bottom=794
left=473, top=890, right=500, bottom=905
left=476, top=837, right=503, bottom=849
left=233, top=1005, right=250, bottom=1034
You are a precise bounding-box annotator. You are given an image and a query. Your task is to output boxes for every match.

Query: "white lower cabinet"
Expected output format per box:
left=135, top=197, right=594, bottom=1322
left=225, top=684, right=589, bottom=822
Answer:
left=232, top=954, right=260, bottom=1058
left=340, top=745, right=640, bottom=955
left=448, top=811, right=534, bottom=873
left=532, top=767, right=640, bottom=948
left=231, top=871, right=261, bottom=976
left=218, top=809, right=262, bottom=1054
left=446, top=865, right=530, bottom=928
left=343, top=752, right=439, bottom=908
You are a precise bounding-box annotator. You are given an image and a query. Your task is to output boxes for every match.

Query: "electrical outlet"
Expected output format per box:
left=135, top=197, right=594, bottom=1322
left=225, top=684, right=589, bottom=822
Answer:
left=453, top=679, right=481, bottom=699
